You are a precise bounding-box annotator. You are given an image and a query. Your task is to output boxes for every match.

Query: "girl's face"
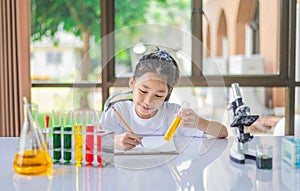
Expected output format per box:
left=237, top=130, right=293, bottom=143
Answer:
left=130, top=72, right=169, bottom=119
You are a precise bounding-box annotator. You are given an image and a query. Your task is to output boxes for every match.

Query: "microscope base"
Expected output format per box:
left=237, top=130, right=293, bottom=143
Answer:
left=230, top=144, right=256, bottom=164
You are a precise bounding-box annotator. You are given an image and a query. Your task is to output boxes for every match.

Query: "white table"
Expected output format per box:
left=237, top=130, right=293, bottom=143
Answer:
left=0, top=136, right=299, bottom=191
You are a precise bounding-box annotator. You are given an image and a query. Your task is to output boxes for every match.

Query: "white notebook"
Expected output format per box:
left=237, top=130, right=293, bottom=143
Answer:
left=114, top=136, right=178, bottom=155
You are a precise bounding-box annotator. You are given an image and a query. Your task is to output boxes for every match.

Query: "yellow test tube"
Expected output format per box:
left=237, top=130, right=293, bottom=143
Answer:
left=74, top=111, right=83, bottom=166
left=164, top=101, right=189, bottom=141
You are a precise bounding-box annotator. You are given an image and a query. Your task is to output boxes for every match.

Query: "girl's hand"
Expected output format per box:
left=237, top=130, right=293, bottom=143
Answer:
left=114, top=133, right=143, bottom=150
left=177, top=108, right=199, bottom=128
left=177, top=108, right=228, bottom=138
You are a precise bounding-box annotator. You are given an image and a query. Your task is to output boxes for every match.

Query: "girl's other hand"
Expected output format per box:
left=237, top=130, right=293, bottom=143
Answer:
left=178, top=108, right=199, bottom=128
left=114, top=133, right=143, bottom=150
left=178, top=108, right=228, bottom=138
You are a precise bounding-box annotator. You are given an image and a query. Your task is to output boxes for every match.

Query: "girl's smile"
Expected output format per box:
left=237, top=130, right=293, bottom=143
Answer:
left=130, top=72, right=169, bottom=119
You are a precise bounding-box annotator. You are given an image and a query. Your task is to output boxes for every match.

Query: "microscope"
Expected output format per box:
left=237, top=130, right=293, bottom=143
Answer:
left=227, top=83, right=259, bottom=164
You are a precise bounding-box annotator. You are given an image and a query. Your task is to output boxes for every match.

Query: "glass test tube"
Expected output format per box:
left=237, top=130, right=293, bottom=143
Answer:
left=74, top=110, right=83, bottom=166
left=96, top=129, right=106, bottom=166
left=97, top=131, right=102, bottom=166
left=85, top=111, right=95, bottom=165
left=43, top=115, right=50, bottom=149
left=63, top=110, right=73, bottom=163
left=95, top=111, right=103, bottom=165
left=164, top=101, right=190, bottom=141
left=52, top=110, right=62, bottom=163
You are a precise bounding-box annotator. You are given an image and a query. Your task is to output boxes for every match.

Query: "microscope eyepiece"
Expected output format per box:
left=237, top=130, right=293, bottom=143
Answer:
left=231, top=83, right=242, bottom=99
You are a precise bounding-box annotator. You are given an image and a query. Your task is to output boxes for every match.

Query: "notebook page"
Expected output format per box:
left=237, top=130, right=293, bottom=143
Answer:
left=115, top=136, right=178, bottom=155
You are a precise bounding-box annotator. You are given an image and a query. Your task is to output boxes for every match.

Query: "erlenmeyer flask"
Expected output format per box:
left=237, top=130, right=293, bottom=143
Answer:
left=13, top=103, right=53, bottom=175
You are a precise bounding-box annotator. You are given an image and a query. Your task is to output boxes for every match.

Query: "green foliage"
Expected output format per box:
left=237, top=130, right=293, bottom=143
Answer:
left=30, top=0, right=171, bottom=43
left=115, top=49, right=130, bottom=64
left=31, top=0, right=100, bottom=41
left=115, top=1, right=148, bottom=29
left=30, top=0, right=191, bottom=97
left=30, top=0, right=168, bottom=68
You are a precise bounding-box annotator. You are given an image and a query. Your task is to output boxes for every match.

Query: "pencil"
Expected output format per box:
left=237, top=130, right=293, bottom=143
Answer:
left=111, top=105, right=143, bottom=147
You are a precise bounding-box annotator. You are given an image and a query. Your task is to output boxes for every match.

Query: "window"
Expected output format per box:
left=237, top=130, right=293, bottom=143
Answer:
left=114, top=0, right=192, bottom=77
left=30, top=0, right=299, bottom=135
left=46, top=52, right=62, bottom=65
left=30, top=0, right=102, bottom=114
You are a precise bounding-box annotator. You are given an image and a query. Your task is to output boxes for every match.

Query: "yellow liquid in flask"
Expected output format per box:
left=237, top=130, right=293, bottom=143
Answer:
left=13, top=150, right=52, bottom=175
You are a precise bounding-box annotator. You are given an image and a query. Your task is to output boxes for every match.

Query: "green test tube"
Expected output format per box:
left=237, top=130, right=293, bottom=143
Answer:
left=52, top=110, right=62, bottom=163
left=63, top=110, right=73, bottom=163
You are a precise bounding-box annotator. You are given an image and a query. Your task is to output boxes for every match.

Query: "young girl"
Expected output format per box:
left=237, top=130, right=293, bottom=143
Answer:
left=101, top=49, right=228, bottom=150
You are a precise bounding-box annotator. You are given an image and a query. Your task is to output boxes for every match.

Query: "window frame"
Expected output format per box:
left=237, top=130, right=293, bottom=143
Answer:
left=31, top=0, right=298, bottom=135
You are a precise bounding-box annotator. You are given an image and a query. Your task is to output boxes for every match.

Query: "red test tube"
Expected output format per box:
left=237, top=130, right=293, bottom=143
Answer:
left=85, top=111, right=95, bottom=165
left=43, top=115, right=50, bottom=149
left=86, top=125, right=94, bottom=165
left=97, top=130, right=105, bottom=166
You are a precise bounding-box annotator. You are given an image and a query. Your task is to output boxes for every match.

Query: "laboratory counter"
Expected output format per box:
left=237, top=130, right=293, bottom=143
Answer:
left=0, top=136, right=299, bottom=191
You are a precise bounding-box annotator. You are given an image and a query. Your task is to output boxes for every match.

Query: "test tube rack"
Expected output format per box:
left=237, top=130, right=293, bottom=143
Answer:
left=44, top=128, right=114, bottom=167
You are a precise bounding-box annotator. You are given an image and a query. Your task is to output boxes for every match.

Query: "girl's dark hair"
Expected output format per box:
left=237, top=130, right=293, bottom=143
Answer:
left=133, top=48, right=180, bottom=101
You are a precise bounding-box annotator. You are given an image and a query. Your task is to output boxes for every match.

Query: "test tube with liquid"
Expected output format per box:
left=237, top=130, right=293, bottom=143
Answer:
left=63, top=110, right=73, bottom=163
left=95, top=111, right=104, bottom=166
left=52, top=110, right=62, bottom=163
left=43, top=115, right=50, bottom=149
left=164, top=101, right=190, bottom=141
left=74, top=110, right=84, bottom=166
left=85, top=111, right=95, bottom=165
left=97, top=129, right=103, bottom=166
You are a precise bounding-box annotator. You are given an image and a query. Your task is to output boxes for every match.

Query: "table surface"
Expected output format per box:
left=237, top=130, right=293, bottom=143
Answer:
left=0, top=136, right=299, bottom=191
